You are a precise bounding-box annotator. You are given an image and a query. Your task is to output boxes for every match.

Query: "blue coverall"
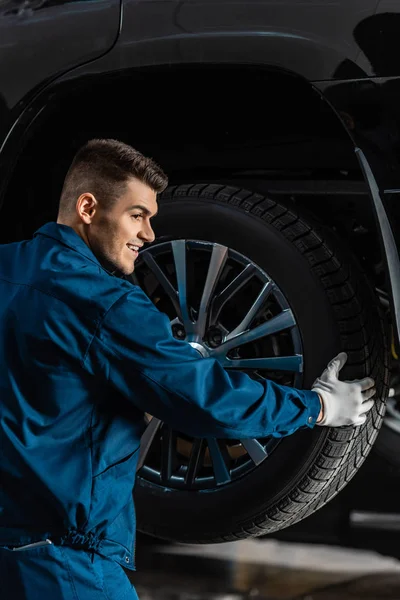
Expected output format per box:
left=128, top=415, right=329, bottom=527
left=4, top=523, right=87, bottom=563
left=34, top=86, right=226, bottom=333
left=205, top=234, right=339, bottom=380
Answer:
left=0, top=222, right=321, bottom=599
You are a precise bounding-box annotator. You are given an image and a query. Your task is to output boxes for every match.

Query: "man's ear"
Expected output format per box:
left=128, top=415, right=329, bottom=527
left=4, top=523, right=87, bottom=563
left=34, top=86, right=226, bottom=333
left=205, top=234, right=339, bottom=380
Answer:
left=76, top=193, right=97, bottom=224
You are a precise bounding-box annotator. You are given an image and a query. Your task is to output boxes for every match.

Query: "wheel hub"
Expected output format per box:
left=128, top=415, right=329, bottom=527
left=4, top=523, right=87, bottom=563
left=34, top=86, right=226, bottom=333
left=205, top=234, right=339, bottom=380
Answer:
left=189, top=341, right=210, bottom=358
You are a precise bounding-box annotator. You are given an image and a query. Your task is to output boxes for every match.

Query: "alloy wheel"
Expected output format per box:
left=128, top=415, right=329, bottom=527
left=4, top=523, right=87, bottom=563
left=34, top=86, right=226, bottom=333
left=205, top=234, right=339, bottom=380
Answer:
left=133, top=239, right=304, bottom=490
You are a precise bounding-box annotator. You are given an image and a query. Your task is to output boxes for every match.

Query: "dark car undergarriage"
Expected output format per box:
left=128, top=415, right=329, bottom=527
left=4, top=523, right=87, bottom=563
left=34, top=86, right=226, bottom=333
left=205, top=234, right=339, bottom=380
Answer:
left=2, top=0, right=400, bottom=551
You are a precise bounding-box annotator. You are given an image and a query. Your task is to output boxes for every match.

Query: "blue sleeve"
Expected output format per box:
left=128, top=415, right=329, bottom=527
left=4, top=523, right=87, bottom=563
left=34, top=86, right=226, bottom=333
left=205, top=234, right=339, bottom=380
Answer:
left=87, top=287, right=321, bottom=439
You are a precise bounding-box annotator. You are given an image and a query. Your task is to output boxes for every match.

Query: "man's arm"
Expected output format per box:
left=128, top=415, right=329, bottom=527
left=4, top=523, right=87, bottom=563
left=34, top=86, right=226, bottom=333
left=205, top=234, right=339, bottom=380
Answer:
left=84, top=286, right=321, bottom=440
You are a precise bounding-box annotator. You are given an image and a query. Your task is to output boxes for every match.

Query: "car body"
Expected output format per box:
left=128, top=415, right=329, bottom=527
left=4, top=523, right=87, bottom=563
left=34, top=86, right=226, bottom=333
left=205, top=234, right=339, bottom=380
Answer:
left=2, top=0, right=400, bottom=550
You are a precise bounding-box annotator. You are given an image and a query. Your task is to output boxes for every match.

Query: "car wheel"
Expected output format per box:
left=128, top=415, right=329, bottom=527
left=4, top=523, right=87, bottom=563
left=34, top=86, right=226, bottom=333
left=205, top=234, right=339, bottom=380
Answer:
left=132, top=183, right=389, bottom=543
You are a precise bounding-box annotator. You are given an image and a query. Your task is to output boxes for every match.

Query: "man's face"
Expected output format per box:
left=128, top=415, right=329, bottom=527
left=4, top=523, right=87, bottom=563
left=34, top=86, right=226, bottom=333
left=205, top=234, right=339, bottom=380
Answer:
left=87, top=178, right=158, bottom=276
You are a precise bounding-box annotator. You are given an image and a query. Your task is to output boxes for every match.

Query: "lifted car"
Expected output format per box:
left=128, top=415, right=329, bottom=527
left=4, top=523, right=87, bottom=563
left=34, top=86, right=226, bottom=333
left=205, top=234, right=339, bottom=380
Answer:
left=1, top=0, right=400, bottom=545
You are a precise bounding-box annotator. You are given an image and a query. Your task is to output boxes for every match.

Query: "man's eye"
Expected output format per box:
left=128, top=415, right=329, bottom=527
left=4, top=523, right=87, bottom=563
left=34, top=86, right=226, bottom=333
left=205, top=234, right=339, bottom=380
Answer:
left=132, top=214, right=143, bottom=220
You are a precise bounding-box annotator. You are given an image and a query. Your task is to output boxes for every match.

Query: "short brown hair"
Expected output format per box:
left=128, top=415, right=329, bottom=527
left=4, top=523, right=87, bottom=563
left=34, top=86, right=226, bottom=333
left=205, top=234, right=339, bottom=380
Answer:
left=58, top=139, right=168, bottom=217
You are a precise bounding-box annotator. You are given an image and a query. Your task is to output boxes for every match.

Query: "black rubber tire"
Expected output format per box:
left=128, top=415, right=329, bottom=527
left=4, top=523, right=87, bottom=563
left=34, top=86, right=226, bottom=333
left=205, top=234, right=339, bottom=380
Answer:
left=374, top=422, right=400, bottom=470
left=134, top=183, right=389, bottom=543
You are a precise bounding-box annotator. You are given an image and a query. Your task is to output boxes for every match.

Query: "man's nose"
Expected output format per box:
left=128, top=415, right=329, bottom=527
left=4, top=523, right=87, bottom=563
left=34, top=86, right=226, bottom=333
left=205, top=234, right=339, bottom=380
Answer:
left=139, top=222, right=155, bottom=243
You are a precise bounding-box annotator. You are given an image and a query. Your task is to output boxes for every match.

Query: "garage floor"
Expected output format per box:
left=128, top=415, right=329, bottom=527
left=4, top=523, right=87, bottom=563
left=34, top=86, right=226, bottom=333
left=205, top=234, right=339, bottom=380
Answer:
left=129, top=536, right=400, bottom=600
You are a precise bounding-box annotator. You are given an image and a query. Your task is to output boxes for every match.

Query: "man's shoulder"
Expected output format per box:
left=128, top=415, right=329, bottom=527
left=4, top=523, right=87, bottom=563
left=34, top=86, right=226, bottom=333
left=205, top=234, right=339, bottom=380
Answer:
left=37, top=253, right=134, bottom=320
left=0, top=238, right=35, bottom=280
left=0, top=233, right=134, bottom=320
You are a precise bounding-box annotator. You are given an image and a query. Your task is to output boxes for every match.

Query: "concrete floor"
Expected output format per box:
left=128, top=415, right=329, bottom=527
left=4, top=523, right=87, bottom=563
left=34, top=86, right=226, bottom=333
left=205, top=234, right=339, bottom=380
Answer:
left=129, top=537, right=400, bottom=600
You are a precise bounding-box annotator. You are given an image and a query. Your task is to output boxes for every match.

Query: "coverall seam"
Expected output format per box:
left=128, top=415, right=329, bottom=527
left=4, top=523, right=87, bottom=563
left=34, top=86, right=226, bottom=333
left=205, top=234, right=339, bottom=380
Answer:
left=104, top=498, right=135, bottom=551
left=81, top=290, right=133, bottom=367
left=0, top=276, right=101, bottom=331
left=58, top=546, right=80, bottom=600
left=2, top=274, right=104, bottom=372
left=84, top=551, right=105, bottom=596
left=0, top=277, right=133, bottom=371
left=89, top=331, right=270, bottom=438
left=81, top=406, right=96, bottom=531
left=0, top=276, right=77, bottom=310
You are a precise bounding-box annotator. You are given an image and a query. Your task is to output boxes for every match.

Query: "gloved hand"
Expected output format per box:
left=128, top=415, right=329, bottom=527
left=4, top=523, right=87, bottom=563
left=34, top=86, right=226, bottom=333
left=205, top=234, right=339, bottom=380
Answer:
left=312, top=352, right=376, bottom=427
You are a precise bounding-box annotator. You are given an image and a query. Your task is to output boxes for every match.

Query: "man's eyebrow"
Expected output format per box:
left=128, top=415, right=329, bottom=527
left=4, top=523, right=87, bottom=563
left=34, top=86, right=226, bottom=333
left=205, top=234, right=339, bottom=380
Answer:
left=126, top=204, right=158, bottom=217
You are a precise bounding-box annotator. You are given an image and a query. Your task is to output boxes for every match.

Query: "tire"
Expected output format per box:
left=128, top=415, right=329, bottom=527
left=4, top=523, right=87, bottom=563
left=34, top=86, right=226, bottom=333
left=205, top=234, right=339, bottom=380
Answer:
left=134, top=183, right=389, bottom=543
left=374, top=419, right=400, bottom=471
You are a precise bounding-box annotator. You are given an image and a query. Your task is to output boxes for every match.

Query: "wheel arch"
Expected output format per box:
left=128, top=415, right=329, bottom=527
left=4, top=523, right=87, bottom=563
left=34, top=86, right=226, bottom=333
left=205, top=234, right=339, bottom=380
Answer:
left=0, top=61, right=395, bottom=342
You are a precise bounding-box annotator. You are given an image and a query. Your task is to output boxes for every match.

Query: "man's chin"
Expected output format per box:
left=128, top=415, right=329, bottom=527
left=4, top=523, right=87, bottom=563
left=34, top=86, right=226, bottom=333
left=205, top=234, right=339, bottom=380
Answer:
left=119, top=262, right=135, bottom=277
left=98, top=256, right=133, bottom=277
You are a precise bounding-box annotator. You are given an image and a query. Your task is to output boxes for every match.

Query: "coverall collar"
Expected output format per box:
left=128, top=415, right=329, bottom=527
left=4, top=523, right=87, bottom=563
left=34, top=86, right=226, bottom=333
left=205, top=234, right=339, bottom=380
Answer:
left=34, top=221, right=104, bottom=270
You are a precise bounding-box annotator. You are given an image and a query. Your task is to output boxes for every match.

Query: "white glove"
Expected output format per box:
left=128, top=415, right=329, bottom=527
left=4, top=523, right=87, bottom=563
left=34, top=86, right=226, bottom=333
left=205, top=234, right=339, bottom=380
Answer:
left=312, top=352, right=376, bottom=427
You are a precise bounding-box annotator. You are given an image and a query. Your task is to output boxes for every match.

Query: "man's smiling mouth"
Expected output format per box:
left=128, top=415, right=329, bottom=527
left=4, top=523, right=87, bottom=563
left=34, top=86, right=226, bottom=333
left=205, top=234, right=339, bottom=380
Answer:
left=126, top=243, right=141, bottom=256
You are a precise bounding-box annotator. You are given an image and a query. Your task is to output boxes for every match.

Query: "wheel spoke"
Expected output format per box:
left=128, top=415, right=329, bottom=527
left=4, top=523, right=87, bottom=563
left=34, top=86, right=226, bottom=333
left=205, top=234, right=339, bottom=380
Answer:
left=212, top=309, right=296, bottom=358
left=207, top=438, right=231, bottom=485
left=195, top=245, right=228, bottom=338
left=171, top=240, right=195, bottom=334
left=141, top=252, right=182, bottom=318
left=240, top=439, right=268, bottom=466
left=137, top=417, right=162, bottom=471
left=161, top=427, right=175, bottom=484
left=209, top=264, right=256, bottom=325
left=219, top=354, right=303, bottom=372
left=185, top=438, right=206, bottom=486
left=228, top=280, right=273, bottom=339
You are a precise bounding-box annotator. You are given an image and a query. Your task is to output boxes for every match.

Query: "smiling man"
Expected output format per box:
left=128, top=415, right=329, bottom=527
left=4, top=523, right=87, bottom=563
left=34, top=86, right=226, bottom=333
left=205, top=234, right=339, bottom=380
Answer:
left=57, top=141, right=160, bottom=276
left=0, top=139, right=375, bottom=599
